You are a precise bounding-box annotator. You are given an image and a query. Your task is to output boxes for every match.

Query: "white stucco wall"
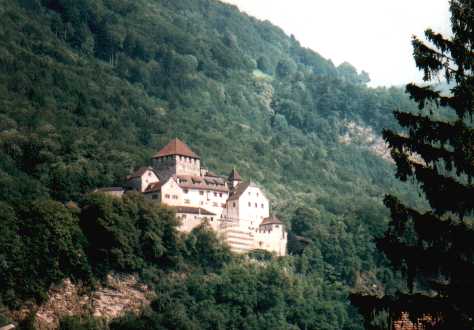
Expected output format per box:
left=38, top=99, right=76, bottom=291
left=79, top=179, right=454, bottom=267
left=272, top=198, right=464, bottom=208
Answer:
left=181, top=188, right=227, bottom=218
left=254, top=224, right=287, bottom=256
left=160, top=178, right=184, bottom=206
left=139, top=170, right=159, bottom=192
left=236, top=185, right=269, bottom=230
left=176, top=156, right=201, bottom=176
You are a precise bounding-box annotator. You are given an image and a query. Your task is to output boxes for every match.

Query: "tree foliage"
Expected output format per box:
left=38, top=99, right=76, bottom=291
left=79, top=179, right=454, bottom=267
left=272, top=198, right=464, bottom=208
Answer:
left=351, top=1, right=474, bottom=328
left=0, top=0, right=427, bottom=327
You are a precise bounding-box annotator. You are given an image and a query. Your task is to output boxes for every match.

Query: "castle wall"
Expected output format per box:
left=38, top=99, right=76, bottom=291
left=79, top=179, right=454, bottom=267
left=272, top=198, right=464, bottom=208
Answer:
left=129, top=170, right=159, bottom=192
left=153, top=156, right=201, bottom=181
left=160, top=178, right=184, bottom=206
left=175, top=156, right=200, bottom=176
left=177, top=213, right=213, bottom=233
left=236, top=186, right=269, bottom=231
left=146, top=139, right=287, bottom=256
left=224, top=200, right=240, bottom=222
left=254, top=224, right=287, bottom=256
left=180, top=188, right=227, bottom=220
left=152, top=156, right=176, bottom=182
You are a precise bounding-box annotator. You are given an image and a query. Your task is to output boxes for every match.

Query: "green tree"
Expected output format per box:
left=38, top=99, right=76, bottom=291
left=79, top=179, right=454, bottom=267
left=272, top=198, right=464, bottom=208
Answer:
left=351, top=1, right=474, bottom=328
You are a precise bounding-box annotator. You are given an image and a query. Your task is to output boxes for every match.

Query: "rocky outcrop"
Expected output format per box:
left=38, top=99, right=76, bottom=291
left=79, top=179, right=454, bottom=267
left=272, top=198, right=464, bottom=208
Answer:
left=10, top=274, right=153, bottom=329
left=394, top=312, right=436, bottom=330
left=339, top=121, right=392, bottom=162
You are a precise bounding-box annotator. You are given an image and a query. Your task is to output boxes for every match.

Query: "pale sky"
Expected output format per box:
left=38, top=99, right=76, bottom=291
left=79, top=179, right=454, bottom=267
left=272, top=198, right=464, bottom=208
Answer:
left=220, top=0, right=451, bottom=87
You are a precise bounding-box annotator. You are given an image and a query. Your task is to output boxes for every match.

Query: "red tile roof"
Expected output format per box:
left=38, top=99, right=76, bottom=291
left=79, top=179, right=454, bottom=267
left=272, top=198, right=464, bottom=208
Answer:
left=228, top=181, right=259, bottom=201
left=260, top=215, right=283, bottom=226
left=152, top=138, right=200, bottom=159
left=144, top=182, right=162, bottom=193
left=228, top=168, right=242, bottom=181
left=177, top=175, right=229, bottom=193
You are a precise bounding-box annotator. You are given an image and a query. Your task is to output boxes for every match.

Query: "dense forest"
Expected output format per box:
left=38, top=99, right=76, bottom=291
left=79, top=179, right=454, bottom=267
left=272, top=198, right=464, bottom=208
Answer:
left=0, top=0, right=426, bottom=328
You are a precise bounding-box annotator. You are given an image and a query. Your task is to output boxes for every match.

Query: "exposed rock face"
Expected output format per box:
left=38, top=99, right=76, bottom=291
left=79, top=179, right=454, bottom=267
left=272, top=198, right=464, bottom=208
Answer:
left=11, top=274, right=153, bottom=329
left=393, top=312, right=435, bottom=330
left=339, top=121, right=392, bottom=162
left=253, top=72, right=274, bottom=113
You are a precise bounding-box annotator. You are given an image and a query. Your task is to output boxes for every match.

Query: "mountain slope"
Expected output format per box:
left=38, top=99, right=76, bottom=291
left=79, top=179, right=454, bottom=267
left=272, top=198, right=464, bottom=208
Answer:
left=0, top=0, right=421, bottom=327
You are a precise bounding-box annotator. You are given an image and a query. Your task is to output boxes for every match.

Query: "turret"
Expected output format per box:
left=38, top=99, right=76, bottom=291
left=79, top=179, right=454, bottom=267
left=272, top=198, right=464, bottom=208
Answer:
left=227, top=168, right=242, bottom=189
left=152, top=138, right=201, bottom=181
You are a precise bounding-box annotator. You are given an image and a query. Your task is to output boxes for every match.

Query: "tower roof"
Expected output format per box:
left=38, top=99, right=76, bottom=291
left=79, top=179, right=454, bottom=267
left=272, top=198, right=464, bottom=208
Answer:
left=260, top=215, right=283, bottom=226
left=228, top=168, right=242, bottom=181
left=152, top=138, right=200, bottom=159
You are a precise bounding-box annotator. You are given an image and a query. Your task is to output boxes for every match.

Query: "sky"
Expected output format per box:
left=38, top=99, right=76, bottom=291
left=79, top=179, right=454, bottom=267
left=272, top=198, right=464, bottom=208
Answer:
left=220, top=0, right=451, bottom=87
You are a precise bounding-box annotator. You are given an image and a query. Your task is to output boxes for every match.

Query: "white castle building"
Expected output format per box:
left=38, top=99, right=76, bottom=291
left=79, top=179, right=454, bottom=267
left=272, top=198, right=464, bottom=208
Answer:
left=123, top=138, right=287, bottom=256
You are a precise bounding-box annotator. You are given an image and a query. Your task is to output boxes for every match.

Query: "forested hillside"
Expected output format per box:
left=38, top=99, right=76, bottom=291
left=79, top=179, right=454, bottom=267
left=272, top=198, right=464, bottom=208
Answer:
left=0, top=0, right=422, bottom=328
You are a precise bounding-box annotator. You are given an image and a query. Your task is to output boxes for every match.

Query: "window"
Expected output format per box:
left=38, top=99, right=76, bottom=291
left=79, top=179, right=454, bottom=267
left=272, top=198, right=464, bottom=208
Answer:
left=152, top=194, right=159, bottom=200
left=214, top=192, right=217, bottom=197
left=165, top=194, right=170, bottom=199
left=184, top=189, right=189, bottom=194
left=184, top=199, right=190, bottom=204
left=219, top=193, right=222, bottom=197
left=172, top=195, right=178, bottom=199
left=200, top=201, right=204, bottom=205
left=255, top=203, right=257, bottom=208
left=213, top=202, right=218, bottom=206
left=248, top=202, right=251, bottom=207
left=248, top=192, right=251, bottom=196
left=233, top=202, right=236, bottom=207
left=257, top=192, right=259, bottom=197
left=199, top=191, right=204, bottom=195
left=261, top=203, right=264, bottom=208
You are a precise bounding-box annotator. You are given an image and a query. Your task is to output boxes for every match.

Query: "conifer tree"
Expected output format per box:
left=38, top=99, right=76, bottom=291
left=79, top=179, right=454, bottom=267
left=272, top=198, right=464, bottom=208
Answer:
left=351, top=1, right=474, bottom=329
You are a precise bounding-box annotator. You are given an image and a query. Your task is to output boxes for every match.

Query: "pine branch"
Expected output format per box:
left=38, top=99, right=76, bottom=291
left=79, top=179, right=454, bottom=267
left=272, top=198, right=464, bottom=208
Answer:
left=384, top=127, right=474, bottom=180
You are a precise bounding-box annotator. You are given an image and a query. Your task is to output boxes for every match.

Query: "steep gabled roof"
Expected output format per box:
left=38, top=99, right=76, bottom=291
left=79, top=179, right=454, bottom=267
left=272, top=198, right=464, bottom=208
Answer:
left=228, top=181, right=252, bottom=201
left=228, top=168, right=242, bottom=181
left=260, top=215, right=283, bottom=226
left=127, top=166, right=158, bottom=180
left=144, top=182, right=162, bottom=193
left=152, top=138, right=200, bottom=159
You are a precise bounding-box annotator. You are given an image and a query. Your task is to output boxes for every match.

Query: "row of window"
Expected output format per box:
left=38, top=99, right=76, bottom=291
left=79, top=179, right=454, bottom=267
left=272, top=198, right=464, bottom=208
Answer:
left=197, top=190, right=225, bottom=197
left=180, top=214, right=214, bottom=221
left=247, top=202, right=265, bottom=209
left=164, top=194, right=178, bottom=200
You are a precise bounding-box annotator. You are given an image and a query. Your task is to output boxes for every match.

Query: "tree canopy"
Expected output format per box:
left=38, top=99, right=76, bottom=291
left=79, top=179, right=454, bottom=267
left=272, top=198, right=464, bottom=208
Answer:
left=351, top=1, right=474, bottom=329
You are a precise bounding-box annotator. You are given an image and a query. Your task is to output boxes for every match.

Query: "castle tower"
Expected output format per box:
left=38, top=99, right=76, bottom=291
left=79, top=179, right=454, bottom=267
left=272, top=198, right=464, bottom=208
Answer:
left=227, top=168, right=242, bottom=189
left=151, top=138, right=201, bottom=181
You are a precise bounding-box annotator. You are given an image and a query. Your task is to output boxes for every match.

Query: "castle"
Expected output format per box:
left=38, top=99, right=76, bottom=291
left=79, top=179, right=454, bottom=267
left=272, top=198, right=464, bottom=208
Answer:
left=101, top=138, right=287, bottom=256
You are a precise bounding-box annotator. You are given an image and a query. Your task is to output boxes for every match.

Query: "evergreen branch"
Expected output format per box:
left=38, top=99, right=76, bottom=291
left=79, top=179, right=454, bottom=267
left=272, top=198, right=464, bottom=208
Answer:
left=412, top=161, right=474, bottom=217
left=405, top=84, right=451, bottom=109
left=384, top=126, right=474, bottom=180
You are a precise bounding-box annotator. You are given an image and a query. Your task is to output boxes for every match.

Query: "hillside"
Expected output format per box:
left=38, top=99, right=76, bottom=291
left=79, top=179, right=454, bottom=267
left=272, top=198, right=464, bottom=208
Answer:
left=0, top=0, right=422, bottom=328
